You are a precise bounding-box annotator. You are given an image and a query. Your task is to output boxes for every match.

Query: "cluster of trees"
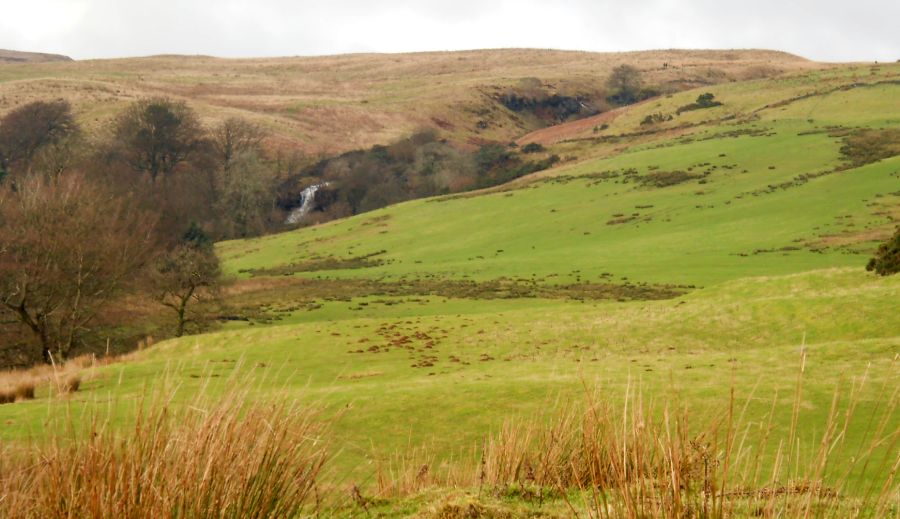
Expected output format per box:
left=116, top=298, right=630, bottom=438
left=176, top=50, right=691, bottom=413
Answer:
left=278, top=130, right=473, bottom=220
left=0, top=98, right=273, bottom=366
left=105, top=98, right=282, bottom=239
left=278, top=131, right=559, bottom=222
left=0, top=97, right=564, bottom=366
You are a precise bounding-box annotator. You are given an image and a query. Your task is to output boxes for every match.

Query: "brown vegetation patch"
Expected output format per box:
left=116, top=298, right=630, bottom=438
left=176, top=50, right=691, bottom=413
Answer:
left=426, top=497, right=522, bottom=519
left=370, top=372, right=896, bottom=517
left=58, top=375, right=81, bottom=395
left=734, top=169, right=839, bottom=199
left=241, top=250, right=388, bottom=276
left=0, top=382, right=34, bottom=404
left=808, top=227, right=896, bottom=249
left=839, top=128, right=900, bottom=168
left=225, top=276, right=689, bottom=325
left=0, top=352, right=136, bottom=403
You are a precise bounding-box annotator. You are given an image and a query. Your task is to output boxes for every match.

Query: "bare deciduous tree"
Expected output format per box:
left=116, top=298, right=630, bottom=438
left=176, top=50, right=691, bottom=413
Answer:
left=152, top=239, right=221, bottom=338
left=212, top=117, right=266, bottom=171
left=0, top=175, right=156, bottom=363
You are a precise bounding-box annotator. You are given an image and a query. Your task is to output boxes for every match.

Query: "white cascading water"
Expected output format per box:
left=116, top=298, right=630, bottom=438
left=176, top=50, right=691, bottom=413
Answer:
left=285, top=182, right=328, bottom=224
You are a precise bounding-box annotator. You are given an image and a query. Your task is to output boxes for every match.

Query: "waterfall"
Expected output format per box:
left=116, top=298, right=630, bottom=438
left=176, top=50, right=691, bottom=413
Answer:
left=285, top=182, right=328, bottom=224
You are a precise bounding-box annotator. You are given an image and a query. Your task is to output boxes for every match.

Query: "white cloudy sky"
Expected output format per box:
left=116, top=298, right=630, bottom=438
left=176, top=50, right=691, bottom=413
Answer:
left=1, top=0, right=897, bottom=62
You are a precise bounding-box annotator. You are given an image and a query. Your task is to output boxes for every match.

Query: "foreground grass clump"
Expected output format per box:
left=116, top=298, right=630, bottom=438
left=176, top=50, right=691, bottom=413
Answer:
left=0, top=371, right=896, bottom=517
left=0, top=393, right=328, bottom=518
left=474, top=388, right=898, bottom=518
left=371, top=375, right=899, bottom=518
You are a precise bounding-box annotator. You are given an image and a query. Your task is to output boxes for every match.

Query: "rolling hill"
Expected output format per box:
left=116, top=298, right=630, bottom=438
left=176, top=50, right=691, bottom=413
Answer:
left=0, top=49, right=821, bottom=154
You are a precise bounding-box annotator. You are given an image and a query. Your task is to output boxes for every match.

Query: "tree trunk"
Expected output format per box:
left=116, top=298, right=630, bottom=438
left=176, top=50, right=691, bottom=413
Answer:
left=4, top=301, right=53, bottom=364
left=176, top=300, right=186, bottom=337
left=174, top=287, right=194, bottom=337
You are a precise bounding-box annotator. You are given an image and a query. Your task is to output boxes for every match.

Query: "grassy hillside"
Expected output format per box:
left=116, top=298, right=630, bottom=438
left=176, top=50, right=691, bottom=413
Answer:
left=219, top=64, right=900, bottom=287
left=0, top=49, right=820, bottom=154
left=1, top=59, right=898, bottom=516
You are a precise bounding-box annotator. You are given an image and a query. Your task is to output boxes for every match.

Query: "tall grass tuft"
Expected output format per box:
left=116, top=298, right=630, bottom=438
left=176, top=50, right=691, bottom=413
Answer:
left=372, top=364, right=898, bottom=517
left=469, top=375, right=900, bottom=518
left=57, top=374, right=80, bottom=395
left=0, top=391, right=329, bottom=518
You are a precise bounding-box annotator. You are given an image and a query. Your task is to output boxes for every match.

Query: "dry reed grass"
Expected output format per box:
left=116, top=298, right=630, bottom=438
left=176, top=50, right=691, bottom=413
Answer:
left=371, top=360, right=899, bottom=518
left=1, top=355, right=896, bottom=517
left=0, top=353, right=130, bottom=405
left=0, top=390, right=329, bottom=518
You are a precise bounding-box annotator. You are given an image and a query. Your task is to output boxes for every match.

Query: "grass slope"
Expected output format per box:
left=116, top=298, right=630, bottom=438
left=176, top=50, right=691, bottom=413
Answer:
left=1, top=270, right=896, bottom=482
left=220, top=64, right=900, bottom=287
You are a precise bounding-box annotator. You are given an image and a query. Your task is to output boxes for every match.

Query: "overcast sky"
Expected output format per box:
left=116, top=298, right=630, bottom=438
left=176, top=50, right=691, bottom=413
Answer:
left=1, top=0, right=897, bottom=62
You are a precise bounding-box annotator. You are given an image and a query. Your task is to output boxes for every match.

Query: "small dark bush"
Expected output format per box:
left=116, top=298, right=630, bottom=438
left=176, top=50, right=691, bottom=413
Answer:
left=866, top=227, right=900, bottom=276
left=677, top=93, right=723, bottom=114
left=521, top=143, right=545, bottom=154
left=640, top=113, right=672, bottom=126
left=475, top=144, right=516, bottom=172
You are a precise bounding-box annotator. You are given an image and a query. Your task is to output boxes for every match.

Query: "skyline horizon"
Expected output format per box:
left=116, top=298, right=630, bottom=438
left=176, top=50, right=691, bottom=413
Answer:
left=2, top=46, right=890, bottom=64
left=2, top=1, right=897, bottom=63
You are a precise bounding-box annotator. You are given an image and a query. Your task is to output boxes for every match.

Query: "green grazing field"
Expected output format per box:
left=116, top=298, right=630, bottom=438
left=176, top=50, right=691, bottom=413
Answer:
left=1, top=62, right=898, bottom=516
left=220, top=77, right=900, bottom=288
